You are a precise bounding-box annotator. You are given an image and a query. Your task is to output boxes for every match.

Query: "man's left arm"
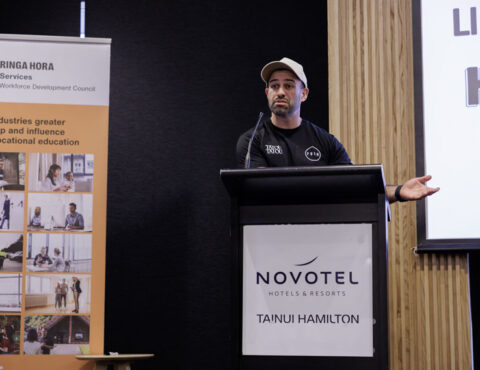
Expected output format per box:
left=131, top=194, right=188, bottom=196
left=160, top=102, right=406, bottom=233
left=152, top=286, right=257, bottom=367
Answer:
left=77, top=214, right=85, bottom=229
left=387, top=175, right=440, bottom=203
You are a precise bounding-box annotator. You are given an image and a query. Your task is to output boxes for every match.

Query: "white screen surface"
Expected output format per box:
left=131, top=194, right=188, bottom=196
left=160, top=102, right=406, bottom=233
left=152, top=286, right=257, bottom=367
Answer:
left=421, top=0, right=480, bottom=239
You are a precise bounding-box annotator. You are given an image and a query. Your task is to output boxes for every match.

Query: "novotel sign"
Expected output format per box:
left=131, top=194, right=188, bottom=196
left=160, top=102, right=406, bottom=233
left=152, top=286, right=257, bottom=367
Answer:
left=256, top=270, right=359, bottom=285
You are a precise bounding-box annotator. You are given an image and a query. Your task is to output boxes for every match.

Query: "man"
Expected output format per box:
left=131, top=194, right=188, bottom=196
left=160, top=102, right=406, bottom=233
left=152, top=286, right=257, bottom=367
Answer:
left=71, top=276, right=82, bottom=313
left=0, top=195, right=10, bottom=229
left=65, top=202, right=84, bottom=230
left=236, top=57, right=439, bottom=203
left=40, top=328, right=54, bottom=354
left=30, top=207, right=42, bottom=227
left=4, top=318, right=15, bottom=344
left=33, top=247, right=52, bottom=268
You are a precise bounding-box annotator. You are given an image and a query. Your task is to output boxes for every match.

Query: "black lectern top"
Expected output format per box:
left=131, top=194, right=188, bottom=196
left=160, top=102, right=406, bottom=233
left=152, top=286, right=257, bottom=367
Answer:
left=220, top=165, right=386, bottom=205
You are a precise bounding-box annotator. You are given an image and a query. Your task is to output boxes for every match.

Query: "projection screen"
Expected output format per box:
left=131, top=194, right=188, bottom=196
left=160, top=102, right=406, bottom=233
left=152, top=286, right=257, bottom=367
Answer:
left=413, top=0, right=480, bottom=251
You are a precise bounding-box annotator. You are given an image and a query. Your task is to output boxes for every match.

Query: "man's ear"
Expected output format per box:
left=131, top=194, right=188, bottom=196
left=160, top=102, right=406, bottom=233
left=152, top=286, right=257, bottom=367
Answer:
left=265, top=87, right=269, bottom=96
left=301, top=87, right=309, bottom=102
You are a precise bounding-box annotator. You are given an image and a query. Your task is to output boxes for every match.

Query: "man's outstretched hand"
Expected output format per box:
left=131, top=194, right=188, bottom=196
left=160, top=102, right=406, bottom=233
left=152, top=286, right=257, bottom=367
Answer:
left=387, top=175, right=440, bottom=203
left=400, top=175, right=440, bottom=201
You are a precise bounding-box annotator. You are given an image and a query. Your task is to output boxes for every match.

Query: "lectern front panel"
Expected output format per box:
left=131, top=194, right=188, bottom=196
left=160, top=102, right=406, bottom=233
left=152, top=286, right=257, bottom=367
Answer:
left=242, top=224, right=373, bottom=357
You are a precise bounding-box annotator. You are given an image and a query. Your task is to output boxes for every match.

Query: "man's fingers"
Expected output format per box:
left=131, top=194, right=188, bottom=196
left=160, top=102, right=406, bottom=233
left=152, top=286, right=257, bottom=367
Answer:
left=416, top=174, right=433, bottom=183
left=426, top=186, right=440, bottom=194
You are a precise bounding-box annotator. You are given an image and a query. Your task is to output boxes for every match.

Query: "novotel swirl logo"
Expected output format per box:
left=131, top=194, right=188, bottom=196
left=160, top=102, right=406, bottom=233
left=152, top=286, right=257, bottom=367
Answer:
left=255, top=256, right=359, bottom=286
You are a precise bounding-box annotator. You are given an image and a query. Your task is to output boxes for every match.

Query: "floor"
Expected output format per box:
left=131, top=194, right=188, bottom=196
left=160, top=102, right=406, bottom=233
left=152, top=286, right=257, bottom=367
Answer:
left=25, top=302, right=91, bottom=314
left=51, top=343, right=86, bottom=355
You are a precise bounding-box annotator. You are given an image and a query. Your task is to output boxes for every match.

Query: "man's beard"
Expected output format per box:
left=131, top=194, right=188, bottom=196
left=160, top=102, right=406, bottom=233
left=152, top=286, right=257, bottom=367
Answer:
left=270, top=101, right=291, bottom=116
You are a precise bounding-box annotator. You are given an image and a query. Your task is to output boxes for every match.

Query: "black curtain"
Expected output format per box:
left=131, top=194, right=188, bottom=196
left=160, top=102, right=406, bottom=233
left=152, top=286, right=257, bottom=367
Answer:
left=0, top=1, right=329, bottom=369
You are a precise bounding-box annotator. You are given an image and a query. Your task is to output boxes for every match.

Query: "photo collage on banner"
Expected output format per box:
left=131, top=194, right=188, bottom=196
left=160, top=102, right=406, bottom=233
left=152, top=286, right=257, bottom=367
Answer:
left=0, top=153, right=92, bottom=355
left=0, top=152, right=25, bottom=355
left=0, top=34, right=110, bottom=368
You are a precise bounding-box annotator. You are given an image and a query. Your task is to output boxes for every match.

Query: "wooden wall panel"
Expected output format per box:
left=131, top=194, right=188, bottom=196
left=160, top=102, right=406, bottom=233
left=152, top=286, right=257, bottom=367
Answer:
left=327, top=1, right=472, bottom=369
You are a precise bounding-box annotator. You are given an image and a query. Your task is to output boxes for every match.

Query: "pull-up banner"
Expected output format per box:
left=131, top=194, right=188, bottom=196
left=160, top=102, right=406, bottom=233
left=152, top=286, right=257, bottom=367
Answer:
left=0, top=34, right=110, bottom=370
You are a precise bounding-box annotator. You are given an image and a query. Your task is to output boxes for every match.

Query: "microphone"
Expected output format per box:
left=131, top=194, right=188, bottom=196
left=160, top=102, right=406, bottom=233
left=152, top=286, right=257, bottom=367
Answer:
left=244, top=112, right=264, bottom=169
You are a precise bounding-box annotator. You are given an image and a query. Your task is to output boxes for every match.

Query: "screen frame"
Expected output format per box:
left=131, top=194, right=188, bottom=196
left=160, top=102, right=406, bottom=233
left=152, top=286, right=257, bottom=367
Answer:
left=412, top=0, right=480, bottom=252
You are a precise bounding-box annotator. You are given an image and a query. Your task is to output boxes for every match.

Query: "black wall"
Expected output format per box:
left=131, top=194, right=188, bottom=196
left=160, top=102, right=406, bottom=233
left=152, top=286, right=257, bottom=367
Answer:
left=0, top=1, right=329, bottom=369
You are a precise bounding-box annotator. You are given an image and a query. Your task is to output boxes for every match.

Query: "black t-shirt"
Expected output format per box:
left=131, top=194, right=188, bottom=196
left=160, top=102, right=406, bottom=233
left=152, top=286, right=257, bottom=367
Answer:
left=236, top=119, right=352, bottom=168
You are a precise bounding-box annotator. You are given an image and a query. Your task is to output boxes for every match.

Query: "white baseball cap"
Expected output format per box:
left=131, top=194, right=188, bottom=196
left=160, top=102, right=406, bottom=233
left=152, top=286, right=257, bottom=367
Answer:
left=260, top=57, right=308, bottom=88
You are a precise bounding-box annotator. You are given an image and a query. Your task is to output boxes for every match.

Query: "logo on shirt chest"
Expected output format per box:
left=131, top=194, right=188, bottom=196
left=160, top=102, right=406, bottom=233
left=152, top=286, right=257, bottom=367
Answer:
left=265, top=144, right=283, bottom=155
left=305, top=146, right=321, bottom=161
